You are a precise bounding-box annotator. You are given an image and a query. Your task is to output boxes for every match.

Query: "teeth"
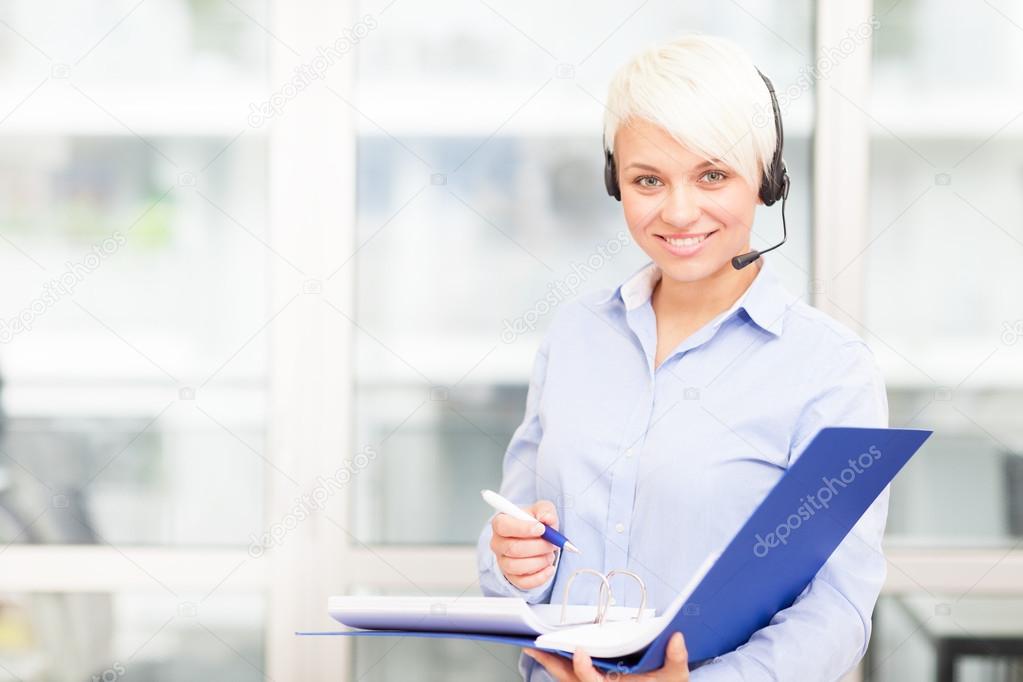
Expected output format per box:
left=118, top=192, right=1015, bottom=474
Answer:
left=665, top=234, right=709, bottom=247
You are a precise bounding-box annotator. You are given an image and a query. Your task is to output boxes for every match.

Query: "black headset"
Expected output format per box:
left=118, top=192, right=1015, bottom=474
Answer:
left=603, top=68, right=790, bottom=270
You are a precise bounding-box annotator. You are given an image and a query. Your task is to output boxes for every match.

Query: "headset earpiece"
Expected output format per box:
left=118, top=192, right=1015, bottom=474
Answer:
left=604, top=145, right=620, bottom=201
left=755, top=69, right=788, bottom=207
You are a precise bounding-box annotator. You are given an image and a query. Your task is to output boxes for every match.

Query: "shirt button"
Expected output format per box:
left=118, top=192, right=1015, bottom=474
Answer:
left=615, top=522, right=625, bottom=534
left=625, top=448, right=634, bottom=458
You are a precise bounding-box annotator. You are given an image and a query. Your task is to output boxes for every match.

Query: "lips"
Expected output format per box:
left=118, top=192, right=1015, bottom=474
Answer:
left=657, top=230, right=718, bottom=240
left=655, top=230, right=719, bottom=244
left=655, top=229, right=719, bottom=257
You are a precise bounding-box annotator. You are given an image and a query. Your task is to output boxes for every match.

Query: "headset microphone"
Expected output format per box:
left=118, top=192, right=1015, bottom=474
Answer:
left=603, top=67, right=791, bottom=271
left=732, top=170, right=789, bottom=270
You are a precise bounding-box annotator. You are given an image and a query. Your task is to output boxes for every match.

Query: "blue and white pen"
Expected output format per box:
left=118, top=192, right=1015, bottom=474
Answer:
left=481, top=489, right=581, bottom=554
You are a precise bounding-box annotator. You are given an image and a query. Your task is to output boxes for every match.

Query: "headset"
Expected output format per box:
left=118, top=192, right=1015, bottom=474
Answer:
left=603, top=68, right=790, bottom=270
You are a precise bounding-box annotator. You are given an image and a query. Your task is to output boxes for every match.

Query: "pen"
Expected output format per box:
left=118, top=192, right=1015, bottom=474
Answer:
left=481, top=489, right=581, bottom=554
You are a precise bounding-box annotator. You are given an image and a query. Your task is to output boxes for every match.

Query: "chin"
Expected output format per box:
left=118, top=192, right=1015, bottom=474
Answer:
left=657, top=259, right=731, bottom=284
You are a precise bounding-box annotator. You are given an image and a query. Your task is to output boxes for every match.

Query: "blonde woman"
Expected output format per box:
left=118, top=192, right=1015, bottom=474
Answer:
left=477, top=34, right=889, bottom=682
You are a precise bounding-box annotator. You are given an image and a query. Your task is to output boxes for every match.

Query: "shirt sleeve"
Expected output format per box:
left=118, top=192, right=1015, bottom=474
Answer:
left=690, top=340, right=891, bottom=682
left=476, top=336, right=560, bottom=604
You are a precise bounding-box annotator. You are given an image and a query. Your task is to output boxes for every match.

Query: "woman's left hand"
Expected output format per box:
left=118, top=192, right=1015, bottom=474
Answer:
left=523, top=632, right=689, bottom=681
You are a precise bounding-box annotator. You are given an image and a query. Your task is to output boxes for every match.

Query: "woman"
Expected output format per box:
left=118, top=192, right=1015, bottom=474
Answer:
left=477, top=34, right=889, bottom=681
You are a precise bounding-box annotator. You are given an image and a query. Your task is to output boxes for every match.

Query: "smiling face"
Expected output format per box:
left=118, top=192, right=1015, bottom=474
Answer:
left=614, top=118, right=763, bottom=284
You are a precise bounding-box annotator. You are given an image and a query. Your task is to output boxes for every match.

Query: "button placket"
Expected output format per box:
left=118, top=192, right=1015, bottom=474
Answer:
left=603, top=385, right=654, bottom=574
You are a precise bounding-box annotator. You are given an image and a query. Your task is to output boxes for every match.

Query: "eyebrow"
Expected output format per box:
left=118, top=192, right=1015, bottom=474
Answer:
left=623, top=159, right=723, bottom=173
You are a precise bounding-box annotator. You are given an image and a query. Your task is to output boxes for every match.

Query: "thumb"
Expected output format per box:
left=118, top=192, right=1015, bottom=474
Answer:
left=572, top=647, right=602, bottom=682
left=530, top=500, right=559, bottom=530
left=661, top=632, right=689, bottom=677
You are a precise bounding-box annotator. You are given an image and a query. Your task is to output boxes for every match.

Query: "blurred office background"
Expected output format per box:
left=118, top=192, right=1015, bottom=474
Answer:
left=0, top=0, right=1021, bottom=680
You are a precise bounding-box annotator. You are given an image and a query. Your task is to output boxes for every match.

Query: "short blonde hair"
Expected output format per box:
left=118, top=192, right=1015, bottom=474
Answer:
left=603, top=33, right=777, bottom=193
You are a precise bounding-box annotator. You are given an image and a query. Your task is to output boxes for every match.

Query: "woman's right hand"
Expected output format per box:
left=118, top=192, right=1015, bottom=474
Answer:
left=490, top=500, right=560, bottom=590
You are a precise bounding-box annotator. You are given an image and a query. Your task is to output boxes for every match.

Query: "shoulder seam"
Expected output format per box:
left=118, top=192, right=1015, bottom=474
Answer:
left=784, top=302, right=868, bottom=346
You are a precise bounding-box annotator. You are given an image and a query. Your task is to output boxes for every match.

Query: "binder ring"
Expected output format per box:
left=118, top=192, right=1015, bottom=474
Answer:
left=560, top=569, right=612, bottom=626
left=602, top=569, right=647, bottom=622
left=559, top=568, right=648, bottom=625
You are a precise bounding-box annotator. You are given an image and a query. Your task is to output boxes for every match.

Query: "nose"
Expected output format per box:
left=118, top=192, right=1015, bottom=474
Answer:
left=660, top=182, right=702, bottom=228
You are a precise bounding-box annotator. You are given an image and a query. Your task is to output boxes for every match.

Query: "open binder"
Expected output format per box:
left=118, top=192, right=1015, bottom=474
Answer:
left=297, top=426, right=932, bottom=674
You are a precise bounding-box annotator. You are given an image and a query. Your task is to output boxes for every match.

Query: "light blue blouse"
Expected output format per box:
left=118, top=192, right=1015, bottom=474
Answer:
left=476, top=256, right=890, bottom=681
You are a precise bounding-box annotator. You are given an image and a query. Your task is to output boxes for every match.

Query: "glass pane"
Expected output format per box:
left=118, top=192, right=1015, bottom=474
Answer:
left=354, top=637, right=523, bottom=682
left=866, top=0, right=1023, bottom=545
left=866, top=594, right=1023, bottom=682
left=347, top=586, right=521, bottom=681
left=0, top=591, right=265, bottom=681
left=353, top=382, right=527, bottom=544
left=0, top=414, right=264, bottom=546
left=0, top=1, right=269, bottom=91
left=0, top=135, right=271, bottom=379
left=0, top=3, right=273, bottom=548
left=885, top=390, right=1023, bottom=543
left=351, top=1, right=815, bottom=544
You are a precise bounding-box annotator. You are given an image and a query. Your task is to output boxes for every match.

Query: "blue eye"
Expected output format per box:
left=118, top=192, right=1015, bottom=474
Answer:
left=634, top=176, right=663, bottom=188
left=702, top=170, right=727, bottom=183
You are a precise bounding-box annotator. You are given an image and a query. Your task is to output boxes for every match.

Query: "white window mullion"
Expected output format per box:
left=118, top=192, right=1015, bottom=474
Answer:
left=265, top=0, right=359, bottom=680
left=813, top=0, right=874, bottom=322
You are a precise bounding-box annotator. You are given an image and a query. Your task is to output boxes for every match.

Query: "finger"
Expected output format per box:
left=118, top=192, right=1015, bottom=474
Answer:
left=493, top=512, right=546, bottom=539
left=502, top=553, right=556, bottom=576
left=530, top=500, right=559, bottom=530
left=572, top=647, right=605, bottom=682
left=524, top=649, right=575, bottom=681
left=656, top=633, right=689, bottom=680
left=498, top=537, right=559, bottom=558
left=508, top=564, right=556, bottom=589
